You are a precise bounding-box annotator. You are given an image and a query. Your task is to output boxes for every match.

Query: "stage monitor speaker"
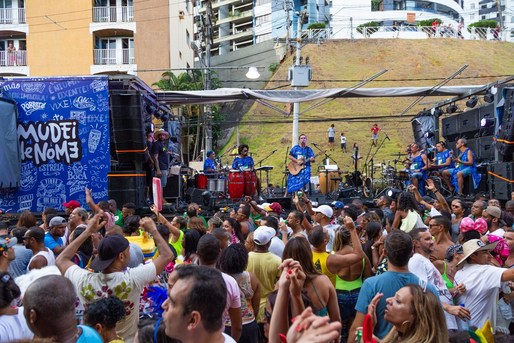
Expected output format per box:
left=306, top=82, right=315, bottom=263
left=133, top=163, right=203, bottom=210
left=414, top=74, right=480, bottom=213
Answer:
left=266, top=197, right=292, bottom=211
left=477, top=136, right=495, bottom=162
left=185, top=187, right=205, bottom=205
left=442, top=115, right=460, bottom=141
left=108, top=171, right=146, bottom=208
left=164, top=175, right=181, bottom=199
left=110, top=92, right=147, bottom=163
left=458, top=108, right=479, bottom=137
left=488, top=162, right=514, bottom=200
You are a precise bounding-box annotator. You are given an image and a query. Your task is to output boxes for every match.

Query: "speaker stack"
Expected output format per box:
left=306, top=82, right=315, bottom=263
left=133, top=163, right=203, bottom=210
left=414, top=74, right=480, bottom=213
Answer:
left=497, top=88, right=514, bottom=161
left=108, top=171, right=147, bottom=208
left=110, top=91, right=147, bottom=165
left=488, top=162, right=514, bottom=201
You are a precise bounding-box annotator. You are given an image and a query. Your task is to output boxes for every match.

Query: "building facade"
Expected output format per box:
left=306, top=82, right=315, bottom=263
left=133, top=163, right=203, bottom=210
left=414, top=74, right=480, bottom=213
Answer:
left=0, top=0, right=194, bottom=86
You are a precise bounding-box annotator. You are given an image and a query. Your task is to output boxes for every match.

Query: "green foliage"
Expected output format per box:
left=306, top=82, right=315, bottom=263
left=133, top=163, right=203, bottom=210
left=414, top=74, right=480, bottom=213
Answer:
left=268, top=62, right=279, bottom=73
left=307, top=22, right=326, bottom=30
left=356, top=21, right=380, bottom=34
left=468, top=20, right=498, bottom=29
left=371, top=0, right=382, bottom=11
left=417, top=18, right=441, bottom=27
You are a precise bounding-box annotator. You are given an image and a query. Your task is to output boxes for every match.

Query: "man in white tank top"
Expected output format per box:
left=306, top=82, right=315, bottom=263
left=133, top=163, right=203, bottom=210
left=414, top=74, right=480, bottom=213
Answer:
left=24, top=227, right=56, bottom=271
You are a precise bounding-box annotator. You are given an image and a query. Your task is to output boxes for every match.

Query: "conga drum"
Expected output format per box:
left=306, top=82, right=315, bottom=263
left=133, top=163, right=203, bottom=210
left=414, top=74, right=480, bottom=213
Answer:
left=195, top=174, right=207, bottom=189
left=228, top=171, right=244, bottom=198
left=243, top=171, right=257, bottom=196
left=319, top=171, right=340, bottom=194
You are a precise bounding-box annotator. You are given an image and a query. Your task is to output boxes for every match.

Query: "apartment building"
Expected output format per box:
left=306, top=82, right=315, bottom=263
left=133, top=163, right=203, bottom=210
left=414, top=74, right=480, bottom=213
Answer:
left=0, top=0, right=194, bottom=86
left=194, top=0, right=330, bottom=56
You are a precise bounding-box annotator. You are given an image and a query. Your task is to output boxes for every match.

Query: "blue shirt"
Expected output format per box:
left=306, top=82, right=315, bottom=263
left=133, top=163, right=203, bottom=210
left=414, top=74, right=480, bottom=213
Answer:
left=203, top=158, right=216, bottom=172
left=287, top=145, right=315, bottom=193
left=435, top=149, right=453, bottom=170
left=355, top=271, right=438, bottom=339
left=44, top=232, right=63, bottom=252
left=232, top=156, right=254, bottom=170
left=77, top=325, right=103, bottom=342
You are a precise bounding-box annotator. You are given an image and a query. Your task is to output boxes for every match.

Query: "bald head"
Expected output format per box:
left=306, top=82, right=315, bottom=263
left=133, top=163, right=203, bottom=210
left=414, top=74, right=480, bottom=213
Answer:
left=24, top=275, right=77, bottom=337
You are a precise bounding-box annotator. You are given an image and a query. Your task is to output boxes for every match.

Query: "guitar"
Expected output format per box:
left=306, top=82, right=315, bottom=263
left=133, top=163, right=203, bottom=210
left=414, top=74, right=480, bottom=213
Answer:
left=287, top=150, right=326, bottom=176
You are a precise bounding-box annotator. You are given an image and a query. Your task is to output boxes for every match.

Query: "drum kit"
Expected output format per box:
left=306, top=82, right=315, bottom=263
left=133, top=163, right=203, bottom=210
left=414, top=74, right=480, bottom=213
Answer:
left=192, top=166, right=264, bottom=199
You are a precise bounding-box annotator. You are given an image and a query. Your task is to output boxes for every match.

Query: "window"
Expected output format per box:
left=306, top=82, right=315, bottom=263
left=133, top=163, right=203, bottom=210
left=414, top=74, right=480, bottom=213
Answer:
left=186, top=29, right=190, bottom=46
left=470, top=3, right=475, bottom=9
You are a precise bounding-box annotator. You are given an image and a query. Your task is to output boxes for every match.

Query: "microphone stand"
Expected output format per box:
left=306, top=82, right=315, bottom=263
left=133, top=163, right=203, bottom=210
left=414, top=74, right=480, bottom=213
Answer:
left=256, top=149, right=277, bottom=195
left=282, top=146, right=290, bottom=196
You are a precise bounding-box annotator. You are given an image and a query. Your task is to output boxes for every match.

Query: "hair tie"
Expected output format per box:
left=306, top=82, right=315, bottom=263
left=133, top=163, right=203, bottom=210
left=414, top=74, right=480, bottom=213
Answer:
left=1, top=274, right=10, bottom=283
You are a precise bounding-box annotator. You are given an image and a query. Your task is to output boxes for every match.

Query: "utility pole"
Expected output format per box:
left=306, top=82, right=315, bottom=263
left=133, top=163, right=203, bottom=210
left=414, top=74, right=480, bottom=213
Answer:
left=285, top=0, right=292, bottom=49
left=204, top=0, right=213, bottom=153
left=291, top=13, right=302, bottom=145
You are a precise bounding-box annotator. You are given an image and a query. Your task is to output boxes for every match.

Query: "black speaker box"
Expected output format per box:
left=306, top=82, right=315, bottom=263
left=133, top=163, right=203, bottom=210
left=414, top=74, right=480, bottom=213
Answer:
left=477, top=136, right=495, bottom=162
left=185, top=187, right=205, bottom=205
left=462, top=166, right=488, bottom=195
left=497, top=89, right=514, bottom=160
left=442, top=115, right=460, bottom=141
left=458, top=108, right=479, bottom=136
left=110, top=92, right=146, bottom=163
left=108, top=171, right=146, bottom=208
left=266, top=197, right=292, bottom=211
left=488, top=162, right=514, bottom=200
left=164, top=175, right=181, bottom=199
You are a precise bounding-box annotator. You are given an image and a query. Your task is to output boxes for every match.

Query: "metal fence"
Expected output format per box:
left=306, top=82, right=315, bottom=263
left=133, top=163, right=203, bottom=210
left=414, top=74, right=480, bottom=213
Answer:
left=92, top=6, right=134, bottom=23
left=0, top=50, right=26, bottom=66
left=0, top=8, right=25, bottom=24
left=93, top=49, right=134, bottom=65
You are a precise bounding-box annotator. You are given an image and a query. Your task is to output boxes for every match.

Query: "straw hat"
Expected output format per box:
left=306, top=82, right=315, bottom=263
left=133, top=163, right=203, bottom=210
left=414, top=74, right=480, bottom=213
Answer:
left=155, top=128, right=170, bottom=139
left=457, top=239, right=498, bottom=266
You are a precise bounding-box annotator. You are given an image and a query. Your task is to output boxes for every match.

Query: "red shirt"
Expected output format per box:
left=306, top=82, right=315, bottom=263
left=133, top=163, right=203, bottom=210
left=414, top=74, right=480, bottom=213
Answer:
left=371, top=126, right=380, bottom=134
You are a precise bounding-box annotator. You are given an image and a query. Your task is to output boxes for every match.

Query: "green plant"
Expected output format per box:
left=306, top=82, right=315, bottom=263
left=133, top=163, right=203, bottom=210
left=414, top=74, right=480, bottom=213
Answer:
left=467, top=19, right=498, bottom=30
left=268, top=62, right=279, bottom=73
left=371, top=0, right=383, bottom=11
left=307, top=22, right=326, bottom=30
left=417, top=18, right=441, bottom=27
left=356, top=21, right=380, bottom=35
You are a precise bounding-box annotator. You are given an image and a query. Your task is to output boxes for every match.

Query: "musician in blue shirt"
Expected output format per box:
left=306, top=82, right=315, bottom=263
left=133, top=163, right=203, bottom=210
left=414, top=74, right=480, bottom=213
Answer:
left=287, top=134, right=315, bottom=194
left=433, top=141, right=454, bottom=171
left=232, top=144, right=254, bottom=170
left=203, top=150, right=217, bottom=176
left=442, top=138, right=481, bottom=196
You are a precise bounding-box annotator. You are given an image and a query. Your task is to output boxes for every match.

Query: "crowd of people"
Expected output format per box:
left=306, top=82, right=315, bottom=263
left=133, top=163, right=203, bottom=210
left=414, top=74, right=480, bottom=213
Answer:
left=2, top=173, right=514, bottom=342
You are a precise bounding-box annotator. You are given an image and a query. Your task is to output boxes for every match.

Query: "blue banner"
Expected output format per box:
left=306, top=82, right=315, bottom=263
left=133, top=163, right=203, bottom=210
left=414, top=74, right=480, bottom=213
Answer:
left=0, top=76, right=110, bottom=213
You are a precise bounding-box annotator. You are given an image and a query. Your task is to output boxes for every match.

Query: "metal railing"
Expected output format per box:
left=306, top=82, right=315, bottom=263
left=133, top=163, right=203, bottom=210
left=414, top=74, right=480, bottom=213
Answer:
left=353, top=25, right=508, bottom=41
left=93, top=49, right=134, bottom=65
left=0, top=8, right=25, bottom=24
left=0, top=50, right=27, bottom=66
left=92, top=6, right=134, bottom=23
left=300, top=28, right=332, bottom=43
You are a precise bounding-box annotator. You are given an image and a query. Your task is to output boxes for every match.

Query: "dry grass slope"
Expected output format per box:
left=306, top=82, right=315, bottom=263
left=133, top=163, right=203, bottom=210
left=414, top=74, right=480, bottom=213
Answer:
left=220, top=39, right=514, bottom=186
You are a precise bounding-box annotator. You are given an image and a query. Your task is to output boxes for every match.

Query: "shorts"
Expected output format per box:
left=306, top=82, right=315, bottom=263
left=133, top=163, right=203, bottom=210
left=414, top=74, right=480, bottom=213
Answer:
left=447, top=167, right=472, bottom=177
left=341, top=143, right=346, bottom=149
left=410, top=171, right=423, bottom=180
left=159, top=169, right=168, bottom=188
left=372, top=133, right=378, bottom=140
left=328, top=137, right=334, bottom=143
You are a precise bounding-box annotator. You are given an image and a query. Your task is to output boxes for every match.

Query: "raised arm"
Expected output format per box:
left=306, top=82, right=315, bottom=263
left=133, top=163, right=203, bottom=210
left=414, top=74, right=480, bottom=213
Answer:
left=56, top=212, right=105, bottom=274
left=151, top=205, right=181, bottom=243
left=139, top=217, right=173, bottom=274
left=85, top=187, right=101, bottom=213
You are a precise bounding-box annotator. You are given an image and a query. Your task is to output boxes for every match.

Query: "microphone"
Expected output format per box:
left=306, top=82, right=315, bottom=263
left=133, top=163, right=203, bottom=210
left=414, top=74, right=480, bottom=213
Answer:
left=385, top=133, right=390, bottom=141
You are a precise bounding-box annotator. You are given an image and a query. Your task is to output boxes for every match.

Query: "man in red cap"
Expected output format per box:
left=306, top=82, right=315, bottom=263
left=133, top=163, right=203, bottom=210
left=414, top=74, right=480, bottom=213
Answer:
left=62, top=200, right=80, bottom=215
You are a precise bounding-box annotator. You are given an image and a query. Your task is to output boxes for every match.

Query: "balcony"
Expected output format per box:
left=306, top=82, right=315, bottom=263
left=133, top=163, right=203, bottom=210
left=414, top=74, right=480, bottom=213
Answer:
left=93, top=6, right=133, bottom=22
left=0, top=7, right=25, bottom=24
left=94, top=48, right=134, bottom=65
left=0, top=50, right=28, bottom=75
left=91, top=48, right=136, bottom=75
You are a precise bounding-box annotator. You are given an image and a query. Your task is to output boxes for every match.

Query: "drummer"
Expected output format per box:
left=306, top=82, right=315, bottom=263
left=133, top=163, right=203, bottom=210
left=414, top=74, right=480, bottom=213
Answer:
left=232, top=144, right=254, bottom=171
left=203, top=150, right=217, bottom=177
left=431, top=141, right=454, bottom=173
left=408, top=143, right=429, bottom=195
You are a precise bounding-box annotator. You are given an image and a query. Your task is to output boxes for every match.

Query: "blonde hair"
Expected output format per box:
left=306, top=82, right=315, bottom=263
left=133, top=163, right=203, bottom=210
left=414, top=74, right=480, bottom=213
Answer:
left=381, top=284, right=448, bottom=343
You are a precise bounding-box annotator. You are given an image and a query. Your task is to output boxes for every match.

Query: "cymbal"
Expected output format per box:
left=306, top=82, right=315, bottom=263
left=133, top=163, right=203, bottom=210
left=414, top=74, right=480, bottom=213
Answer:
left=256, top=166, right=274, bottom=171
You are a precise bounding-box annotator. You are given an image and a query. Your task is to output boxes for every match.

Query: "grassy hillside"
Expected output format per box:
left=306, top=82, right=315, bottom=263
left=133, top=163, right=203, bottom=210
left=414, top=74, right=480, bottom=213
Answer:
left=219, top=39, right=514, bottom=186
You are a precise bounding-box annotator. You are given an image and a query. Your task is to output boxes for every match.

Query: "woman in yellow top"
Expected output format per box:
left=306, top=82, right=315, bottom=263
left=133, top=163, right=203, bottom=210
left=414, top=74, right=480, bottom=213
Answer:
left=326, top=218, right=372, bottom=342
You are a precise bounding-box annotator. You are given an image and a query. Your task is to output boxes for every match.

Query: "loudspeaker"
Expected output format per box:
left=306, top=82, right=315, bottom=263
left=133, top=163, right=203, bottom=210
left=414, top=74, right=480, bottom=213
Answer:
left=164, top=175, right=181, bottom=198
left=185, top=187, right=205, bottom=205
left=442, top=115, right=460, bottom=141
left=497, top=88, right=514, bottom=160
left=463, top=166, right=488, bottom=195
left=108, top=171, right=146, bottom=208
left=478, top=104, right=495, bottom=137
left=477, top=136, right=495, bottom=162
left=266, top=197, right=292, bottom=211
left=459, top=108, right=479, bottom=137
left=488, top=162, right=514, bottom=200
left=110, top=92, right=147, bottom=163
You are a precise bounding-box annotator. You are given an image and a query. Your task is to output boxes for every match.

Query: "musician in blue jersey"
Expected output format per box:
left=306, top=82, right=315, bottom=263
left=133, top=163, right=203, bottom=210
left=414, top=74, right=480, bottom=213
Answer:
left=432, top=141, right=454, bottom=171
left=442, top=138, right=481, bottom=196
left=232, top=144, right=254, bottom=171
left=203, top=150, right=217, bottom=176
left=408, top=143, right=429, bottom=195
